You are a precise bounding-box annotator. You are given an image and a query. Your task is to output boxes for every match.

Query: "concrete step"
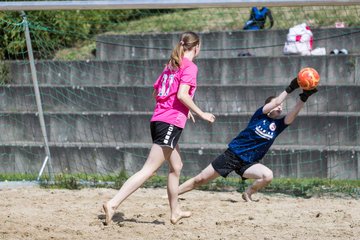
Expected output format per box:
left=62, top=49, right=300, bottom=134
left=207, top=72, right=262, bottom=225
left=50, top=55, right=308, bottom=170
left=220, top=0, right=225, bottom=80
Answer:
left=1, top=85, right=359, bottom=113
left=7, top=55, right=360, bottom=85
left=0, top=112, right=359, bottom=146
left=0, top=143, right=358, bottom=179
left=96, top=28, right=360, bottom=60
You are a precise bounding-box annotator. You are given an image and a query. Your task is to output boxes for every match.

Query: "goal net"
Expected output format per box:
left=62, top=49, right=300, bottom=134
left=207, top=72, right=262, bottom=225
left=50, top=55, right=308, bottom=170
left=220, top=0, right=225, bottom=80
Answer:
left=0, top=3, right=359, bottom=185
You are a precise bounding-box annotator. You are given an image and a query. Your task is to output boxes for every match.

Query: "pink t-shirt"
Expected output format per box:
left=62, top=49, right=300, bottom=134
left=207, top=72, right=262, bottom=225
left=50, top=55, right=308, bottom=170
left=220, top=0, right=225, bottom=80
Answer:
left=151, top=58, right=198, bottom=128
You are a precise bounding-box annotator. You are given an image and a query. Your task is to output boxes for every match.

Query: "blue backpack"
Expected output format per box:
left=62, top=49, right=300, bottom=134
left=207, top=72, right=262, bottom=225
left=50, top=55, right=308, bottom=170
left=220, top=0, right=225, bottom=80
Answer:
left=243, top=7, right=274, bottom=30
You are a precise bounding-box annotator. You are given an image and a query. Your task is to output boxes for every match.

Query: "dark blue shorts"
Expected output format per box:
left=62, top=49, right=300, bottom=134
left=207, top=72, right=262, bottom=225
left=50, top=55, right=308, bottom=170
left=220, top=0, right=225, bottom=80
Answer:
left=211, top=149, right=258, bottom=180
left=150, top=121, right=183, bottom=149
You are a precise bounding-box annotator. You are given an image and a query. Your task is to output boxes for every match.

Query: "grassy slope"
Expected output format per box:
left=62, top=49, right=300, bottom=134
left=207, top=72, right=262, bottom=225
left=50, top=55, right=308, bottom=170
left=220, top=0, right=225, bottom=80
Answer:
left=54, top=6, right=360, bottom=60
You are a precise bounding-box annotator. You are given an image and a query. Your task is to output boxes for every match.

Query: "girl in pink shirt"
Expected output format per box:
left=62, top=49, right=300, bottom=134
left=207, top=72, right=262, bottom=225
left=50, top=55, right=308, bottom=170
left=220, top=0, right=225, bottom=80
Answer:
left=151, top=56, right=198, bottom=129
left=103, top=32, right=215, bottom=225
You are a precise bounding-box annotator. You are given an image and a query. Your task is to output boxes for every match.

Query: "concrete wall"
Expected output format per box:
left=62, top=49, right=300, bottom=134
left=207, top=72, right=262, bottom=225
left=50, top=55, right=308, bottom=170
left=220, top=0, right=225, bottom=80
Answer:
left=7, top=55, right=360, bottom=86
left=0, top=113, right=359, bottom=146
left=96, top=28, right=360, bottom=60
left=1, top=85, right=359, bottom=113
left=0, top=145, right=358, bottom=179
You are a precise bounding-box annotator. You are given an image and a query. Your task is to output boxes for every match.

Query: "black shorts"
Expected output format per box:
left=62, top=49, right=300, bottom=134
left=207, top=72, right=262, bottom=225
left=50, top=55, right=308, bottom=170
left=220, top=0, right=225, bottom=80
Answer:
left=211, top=149, right=258, bottom=180
left=150, top=121, right=183, bottom=149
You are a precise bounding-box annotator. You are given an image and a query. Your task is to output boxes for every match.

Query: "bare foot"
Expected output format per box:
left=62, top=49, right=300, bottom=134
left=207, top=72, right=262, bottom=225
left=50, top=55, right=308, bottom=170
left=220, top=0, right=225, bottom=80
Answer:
left=103, top=202, right=115, bottom=225
left=170, top=211, right=192, bottom=224
left=242, top=192, right=258, bottom=202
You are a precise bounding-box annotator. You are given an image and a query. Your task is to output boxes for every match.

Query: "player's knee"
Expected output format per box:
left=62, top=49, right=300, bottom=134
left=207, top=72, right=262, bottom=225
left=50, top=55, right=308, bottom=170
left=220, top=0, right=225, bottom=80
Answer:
left=171, top=162, right=183, bottom=175
left=194, top=173, right=208, bottom=185
left=263, top=170, right=273, bottom=183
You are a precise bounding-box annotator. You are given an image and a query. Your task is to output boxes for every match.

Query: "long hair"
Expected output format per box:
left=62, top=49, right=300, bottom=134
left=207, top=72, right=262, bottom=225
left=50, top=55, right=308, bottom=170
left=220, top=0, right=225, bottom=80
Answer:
left=168, top=31, right=200, bottom=70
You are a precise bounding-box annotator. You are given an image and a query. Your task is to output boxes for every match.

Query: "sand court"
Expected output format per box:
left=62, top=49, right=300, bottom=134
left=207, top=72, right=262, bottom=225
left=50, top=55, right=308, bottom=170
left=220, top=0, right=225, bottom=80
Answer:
left=0, top=186, right=359, bottom=240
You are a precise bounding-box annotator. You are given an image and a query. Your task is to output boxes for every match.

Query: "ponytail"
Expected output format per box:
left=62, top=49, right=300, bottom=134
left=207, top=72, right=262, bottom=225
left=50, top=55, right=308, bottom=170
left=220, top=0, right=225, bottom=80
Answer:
left=168, top=31, right=200, bottom=70
left=168, top=43, right=184, bottom=70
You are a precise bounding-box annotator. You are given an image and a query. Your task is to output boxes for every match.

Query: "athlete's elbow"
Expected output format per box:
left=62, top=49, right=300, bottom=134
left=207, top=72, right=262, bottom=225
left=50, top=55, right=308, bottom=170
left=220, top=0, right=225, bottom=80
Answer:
left=284, top=117, right=294, bottom=125
left=177, top=92, right=187, bottom=101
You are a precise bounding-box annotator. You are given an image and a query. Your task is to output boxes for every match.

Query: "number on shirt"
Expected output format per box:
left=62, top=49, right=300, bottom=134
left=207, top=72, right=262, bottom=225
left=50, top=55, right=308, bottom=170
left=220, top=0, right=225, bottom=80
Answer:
left=158, top=74, right=174, bottom=96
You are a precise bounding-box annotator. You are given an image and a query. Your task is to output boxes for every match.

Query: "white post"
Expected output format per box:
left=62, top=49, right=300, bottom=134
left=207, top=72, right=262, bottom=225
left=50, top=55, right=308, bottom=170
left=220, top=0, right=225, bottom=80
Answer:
left=37, top=156, right=49, bottom=181
left=21, top=11, right=55, bottom=181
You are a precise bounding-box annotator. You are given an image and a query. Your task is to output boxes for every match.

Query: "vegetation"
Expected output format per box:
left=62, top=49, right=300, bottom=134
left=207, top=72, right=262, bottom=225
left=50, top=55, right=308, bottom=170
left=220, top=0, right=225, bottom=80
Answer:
left=1, top=173, right=359, bottom=198
left=0, top=173, right=38, bottom=181
left=0, top=59, right=10, bottom=85
left=1, top=6, right=360, bottom=60
left=0, top=9, right=174, bottom=60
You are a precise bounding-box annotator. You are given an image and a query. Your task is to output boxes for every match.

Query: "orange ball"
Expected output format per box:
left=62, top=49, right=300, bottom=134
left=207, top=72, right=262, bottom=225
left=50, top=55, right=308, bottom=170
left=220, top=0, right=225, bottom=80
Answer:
left=297, top=67, right=320, bottom=90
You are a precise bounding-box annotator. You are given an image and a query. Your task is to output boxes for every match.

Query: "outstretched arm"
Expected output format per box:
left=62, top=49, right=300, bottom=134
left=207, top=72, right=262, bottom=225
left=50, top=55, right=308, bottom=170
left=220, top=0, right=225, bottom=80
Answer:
left=262, top=90, right=288, bottom=114
left=263, top=77, right=299, bottom=114
left=284, top=88, right=318, bottom=125
left=284, top=99, right=304, bottom=125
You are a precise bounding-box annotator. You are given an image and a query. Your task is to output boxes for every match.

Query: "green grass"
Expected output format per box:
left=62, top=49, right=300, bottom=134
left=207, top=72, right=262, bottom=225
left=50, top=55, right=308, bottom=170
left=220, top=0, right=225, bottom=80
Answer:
left=54, top=42, right=96, bottom=61
left=3, top=173, right=358, bottom=198
left=0, top=173, right=38, bottom=181
left=54, top=6, right=360, bottom=60
left=105, top=6, right=360, bottom=34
